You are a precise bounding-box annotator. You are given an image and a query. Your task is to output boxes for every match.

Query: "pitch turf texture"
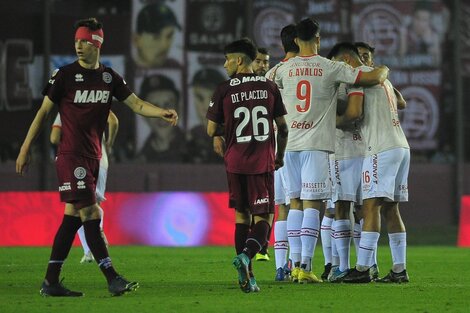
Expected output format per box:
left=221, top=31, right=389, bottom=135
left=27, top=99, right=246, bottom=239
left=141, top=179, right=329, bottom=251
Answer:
left=2, top=246, right=470, bottom=313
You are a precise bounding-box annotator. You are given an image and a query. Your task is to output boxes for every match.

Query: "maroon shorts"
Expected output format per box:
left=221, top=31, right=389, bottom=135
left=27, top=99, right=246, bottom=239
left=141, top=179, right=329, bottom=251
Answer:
left=55, top=154, right=99, bottom=209
left=226, top=171, right=274, bottom=215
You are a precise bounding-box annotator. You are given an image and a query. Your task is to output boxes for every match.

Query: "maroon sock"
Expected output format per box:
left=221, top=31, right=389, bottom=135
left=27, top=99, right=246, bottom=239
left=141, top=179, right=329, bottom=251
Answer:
left=235, top=223, right=250, bottom=255
left=45, top=215, right=82, bottom=284
left=83, top=219, right=118, bottom=283
left=243, top=221, right=270, bottom=259
left=259, top=225, right=272, bottom=254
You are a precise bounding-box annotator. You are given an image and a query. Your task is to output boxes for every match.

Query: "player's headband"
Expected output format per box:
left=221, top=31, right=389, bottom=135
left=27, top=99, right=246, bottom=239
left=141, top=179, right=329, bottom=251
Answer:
left=75, top=26, right=104, bottom=48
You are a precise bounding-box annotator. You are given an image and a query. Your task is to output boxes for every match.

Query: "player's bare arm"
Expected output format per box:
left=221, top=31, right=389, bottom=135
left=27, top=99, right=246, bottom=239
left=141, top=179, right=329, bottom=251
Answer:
left=336, top=93, right=364, bottom=128
left=123, top=93, right=178, bottom=126
left=106, top=111, right=119, bottom=154
left=213, top=136, right=225, bottom=157
left=207, top=120, right=225, bottom=137
left=394, top=87, right=407, bottom=110
left=50, top=123, right=61, bottom=145
left=356, top=65, right=389, bottom=86
left=16, top=96, right=55, bottom=176
left=274, top=116, right=288, bottom=170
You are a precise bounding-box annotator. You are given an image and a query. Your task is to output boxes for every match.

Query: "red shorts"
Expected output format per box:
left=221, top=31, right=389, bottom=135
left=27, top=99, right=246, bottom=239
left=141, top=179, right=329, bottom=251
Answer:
left=55, top=154, right=99, bottom=209
left=226, top=171, right=274, bottom=215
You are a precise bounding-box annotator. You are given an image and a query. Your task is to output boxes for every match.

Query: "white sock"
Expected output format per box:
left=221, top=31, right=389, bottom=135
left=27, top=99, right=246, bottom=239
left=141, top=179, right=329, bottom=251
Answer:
left=77, top=226, right=91, bottom=255
left=353, top=222, right=361, bottom=256
left=300, top=208, right=320, bottom=271
left=334, top=219, right=352, bottom=271
left=320, top=216, right=333, bottom=265
left=274, top=221, right=288, bottom=270
left=331, top=221, right=339, bottom=266
left=287, top=209, right=303, bottom=265
left=357, top=231, right=380, bottom=269
left=389, top=232, right=407, bottom=272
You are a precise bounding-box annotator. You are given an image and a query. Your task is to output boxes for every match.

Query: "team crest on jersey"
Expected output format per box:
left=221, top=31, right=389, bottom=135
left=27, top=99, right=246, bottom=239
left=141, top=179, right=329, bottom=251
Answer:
left=75, top=74, right=84, bottom=82
left=229, top=78, right=241, bottom=86
left=74, top=167, right=86, bottom=179
left=102, top=72, right=112, bottom=84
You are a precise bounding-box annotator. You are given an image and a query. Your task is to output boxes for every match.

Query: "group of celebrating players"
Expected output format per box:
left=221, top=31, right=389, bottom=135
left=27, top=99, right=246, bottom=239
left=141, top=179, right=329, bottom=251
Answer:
left=206, top=17, right=410, bottom=293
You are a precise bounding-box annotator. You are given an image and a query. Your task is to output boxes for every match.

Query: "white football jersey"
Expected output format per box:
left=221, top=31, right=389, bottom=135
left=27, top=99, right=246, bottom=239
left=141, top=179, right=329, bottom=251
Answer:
left=275, top=55, right=361, bottom=152
left=335, top=83, right=366, bottom=160
left=358, top=66, right=410, bottom=155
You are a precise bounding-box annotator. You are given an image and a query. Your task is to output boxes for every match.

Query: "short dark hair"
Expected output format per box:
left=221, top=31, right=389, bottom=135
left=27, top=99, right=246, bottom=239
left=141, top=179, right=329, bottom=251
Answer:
left=296, top=18, right=320, bottom=41
left=74, top=17, right=102, bottom=31
left=257, top=47, right=269, bottom=56
left=327, top=42, right=360, bottom=60
left=280, top=24, right=299, bottom=53
left=354, top=42, right=375, bottom=54
left=224, top=38, right=257, bottom=61
left=136, top=3, right=181, bottom=34
left=140, top=74, right=180, bottom=105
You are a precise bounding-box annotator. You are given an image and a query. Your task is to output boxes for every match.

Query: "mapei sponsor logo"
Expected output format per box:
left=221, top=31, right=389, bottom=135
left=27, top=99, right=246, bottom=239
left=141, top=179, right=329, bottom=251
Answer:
left=73, top=90, right=110, bottom=104
left=253, top=197, right=269, bottom=205
left=242, top=76, right=266, bottom=83
left=59, top=182, right=71, bottom=192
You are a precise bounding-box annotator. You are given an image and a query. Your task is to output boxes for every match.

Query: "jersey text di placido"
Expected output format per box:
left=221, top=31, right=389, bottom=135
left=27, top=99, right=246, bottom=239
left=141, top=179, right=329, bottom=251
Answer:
left=206, top=73, right=287, bottom=174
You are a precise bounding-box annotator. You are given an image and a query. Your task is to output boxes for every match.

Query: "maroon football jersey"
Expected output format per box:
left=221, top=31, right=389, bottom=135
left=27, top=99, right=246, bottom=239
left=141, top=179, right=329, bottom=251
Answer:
left=43, top=61, right=132, bottom=159
left=206, top=73, right=287, bottom=174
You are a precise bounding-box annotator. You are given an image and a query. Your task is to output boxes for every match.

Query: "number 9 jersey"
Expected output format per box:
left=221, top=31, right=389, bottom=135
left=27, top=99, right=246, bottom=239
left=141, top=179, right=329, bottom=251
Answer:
left=206, top=73, right=287, bottom=174
left=274, top=55, right=362, bottom=152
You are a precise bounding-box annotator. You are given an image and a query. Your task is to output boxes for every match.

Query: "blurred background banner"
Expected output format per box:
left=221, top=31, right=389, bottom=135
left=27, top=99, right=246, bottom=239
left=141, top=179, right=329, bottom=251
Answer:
left=0, top=192, right=233, bottom=246
left=0, top=0, right=457, bottom=164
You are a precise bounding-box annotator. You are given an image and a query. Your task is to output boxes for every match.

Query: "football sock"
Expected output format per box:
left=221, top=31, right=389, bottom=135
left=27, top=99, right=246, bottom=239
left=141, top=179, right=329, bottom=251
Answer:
left=334, top=219, right=352, bottom=272
left=300, top=208, right=320, bottom=272
left=235, top=223, right=250, bottom=255
left=259, top=224, right=272, bottom=255
left=83, top=219, right=118, bottom=283
left=45, top=215, right=82, bottom=284
left=244, top=221, right=270, bottom=259
left=357, top=231, right=380, bottom=270
left=287, top=209, right=303, bottom=265
left=77, top=226, right=91, bottom=255
left=320, top=216, right=333, bottom=265
left=389, top=232, right=407, bottom=272
left=353, top=222, right=361, bottom=256
left=274, top=220, right=288, bottom=270
left=331, top=221, right=339, bottom=266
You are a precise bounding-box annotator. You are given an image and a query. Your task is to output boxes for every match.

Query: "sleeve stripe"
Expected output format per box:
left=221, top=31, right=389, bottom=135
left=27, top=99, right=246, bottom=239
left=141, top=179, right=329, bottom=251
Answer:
left=52, top=125, right=62, bottom=129
left=354, top=70, right=362, bottom=84
left=348, top=92, right=364, bottom=97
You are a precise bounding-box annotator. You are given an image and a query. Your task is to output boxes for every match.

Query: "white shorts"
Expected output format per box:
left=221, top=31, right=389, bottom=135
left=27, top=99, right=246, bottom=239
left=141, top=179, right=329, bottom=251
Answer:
left=95, top=165, right=108, bottom=203
left=274, top=166, right=290, bottom=205
left=336, top=157, right=363, bottom=204
left=361, top=148, right=409, bottom=202
left=284, top=150, right=333, bottom=201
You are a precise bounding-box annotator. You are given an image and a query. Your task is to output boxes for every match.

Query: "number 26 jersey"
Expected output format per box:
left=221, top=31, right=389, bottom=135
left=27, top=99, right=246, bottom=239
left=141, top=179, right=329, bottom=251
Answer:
left=206, top=73, right=287, bottom=174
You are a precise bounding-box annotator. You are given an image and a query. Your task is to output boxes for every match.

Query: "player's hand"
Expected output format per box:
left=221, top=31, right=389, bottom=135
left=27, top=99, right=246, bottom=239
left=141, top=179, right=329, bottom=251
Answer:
left=161, top=109, right=178, bottom=126
left=274, top=157, right=284, bottom=170
left=213, top=136, right=225, bottom=157
left=376, top=65, right=389, bottom=83
left=16, top=150, right=31, bottom=176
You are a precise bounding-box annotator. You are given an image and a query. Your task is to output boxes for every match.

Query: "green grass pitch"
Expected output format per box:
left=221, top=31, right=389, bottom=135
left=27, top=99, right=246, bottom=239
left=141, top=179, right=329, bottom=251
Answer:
left=1, top=246, right=470, bottom=313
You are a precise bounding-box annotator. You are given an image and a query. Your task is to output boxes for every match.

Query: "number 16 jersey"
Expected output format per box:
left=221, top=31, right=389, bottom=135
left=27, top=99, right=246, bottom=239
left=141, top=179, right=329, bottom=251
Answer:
left=206, top=73, right=287, bottom=174
left=275, top=55, right=362, bottom=152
